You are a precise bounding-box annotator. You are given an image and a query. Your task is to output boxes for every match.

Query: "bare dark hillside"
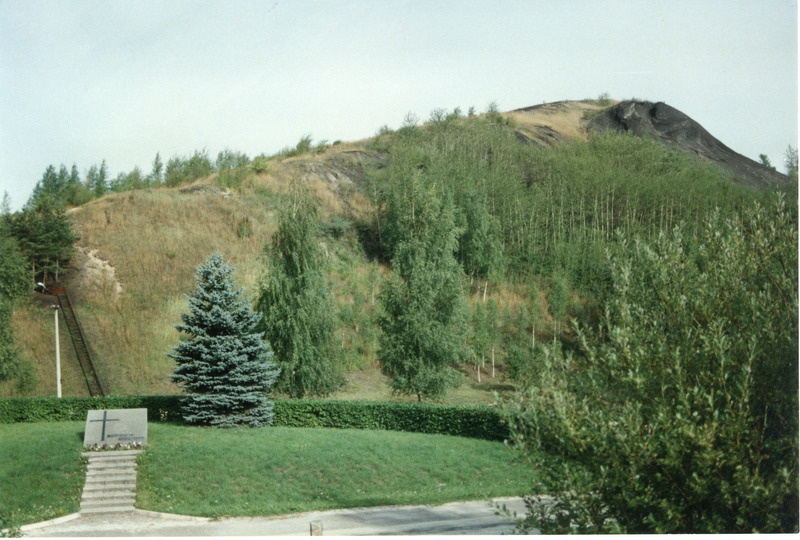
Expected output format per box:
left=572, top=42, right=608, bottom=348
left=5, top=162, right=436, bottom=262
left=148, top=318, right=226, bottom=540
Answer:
left=587, top=100, right=788, bottom=189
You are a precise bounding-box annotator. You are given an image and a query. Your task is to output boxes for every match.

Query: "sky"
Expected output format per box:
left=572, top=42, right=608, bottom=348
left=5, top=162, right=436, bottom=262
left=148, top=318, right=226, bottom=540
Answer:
left=1, top=0, right=797, bottom=211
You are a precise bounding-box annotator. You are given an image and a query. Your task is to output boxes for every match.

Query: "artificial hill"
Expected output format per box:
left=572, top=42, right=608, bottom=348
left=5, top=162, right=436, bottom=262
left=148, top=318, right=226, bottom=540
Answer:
left=4, top=98, right=794, bottom=399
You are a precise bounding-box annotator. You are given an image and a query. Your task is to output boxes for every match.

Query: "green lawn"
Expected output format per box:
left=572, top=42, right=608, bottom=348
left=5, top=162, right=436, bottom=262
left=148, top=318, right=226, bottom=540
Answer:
left=0, top=421, right=536, bottom=525
left=137, top=423, right=535, bottom=517
left=0, top=422, right=86, bottom=526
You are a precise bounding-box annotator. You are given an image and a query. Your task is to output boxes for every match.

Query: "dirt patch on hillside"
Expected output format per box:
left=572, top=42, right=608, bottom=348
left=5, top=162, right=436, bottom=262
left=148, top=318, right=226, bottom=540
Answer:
left=587, top=100, right=789, bottom=189
left=509, top=100, right=611, bottom=146
left=73, top=247, right=123, bottom=301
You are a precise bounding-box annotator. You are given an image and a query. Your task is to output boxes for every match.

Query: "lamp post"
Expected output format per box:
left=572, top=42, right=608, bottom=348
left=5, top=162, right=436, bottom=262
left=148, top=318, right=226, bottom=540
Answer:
left=51, top=304, right=61, bottom=398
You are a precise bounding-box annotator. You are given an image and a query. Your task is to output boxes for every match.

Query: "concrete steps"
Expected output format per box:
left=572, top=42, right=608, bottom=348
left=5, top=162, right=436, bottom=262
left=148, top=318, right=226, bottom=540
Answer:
left=80, top=450, right=142, bottom=514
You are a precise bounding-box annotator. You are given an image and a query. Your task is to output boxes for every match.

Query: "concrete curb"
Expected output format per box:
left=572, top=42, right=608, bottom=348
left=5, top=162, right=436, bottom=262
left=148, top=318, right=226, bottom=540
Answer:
left=130, top=509, right=211, bottom=522
left=19, top=497, right=527, bottom=536
left=18, top=512, right=82, bottom=532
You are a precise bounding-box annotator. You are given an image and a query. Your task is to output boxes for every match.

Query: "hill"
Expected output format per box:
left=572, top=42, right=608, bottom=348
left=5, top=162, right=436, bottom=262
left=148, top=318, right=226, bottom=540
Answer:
left=4, top=99, right=792, bottom=399
left=587, top=100, right=789, bottom=189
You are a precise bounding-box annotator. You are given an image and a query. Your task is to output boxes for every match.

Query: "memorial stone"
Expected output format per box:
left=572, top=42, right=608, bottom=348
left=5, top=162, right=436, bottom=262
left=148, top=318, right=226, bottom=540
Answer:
left=84, top=408, right=148, bottom=448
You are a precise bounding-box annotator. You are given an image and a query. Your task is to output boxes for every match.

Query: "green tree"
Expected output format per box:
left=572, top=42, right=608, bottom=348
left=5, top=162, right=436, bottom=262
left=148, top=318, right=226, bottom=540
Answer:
left=110, top=166, right=146, bottom=192
left=150, top=153, right=164, bottom=185
left=97, top=160, right=108, bottom=196
left=458, top=189, right=504, bottom=300
left=785, top=145, right=798, bottom=181
left=257, top=180, right=343, bottom=397
left=165, top=150, right=214, bottom=187
left=215, top=149, right=250, bottom=188
left=62, top=163, right=91, bottom=206
left=0, top=231, right=31, bottom=384
left=215, top=148, right=250, bottom=170
left=8, top=196, right=78, bottom=284
left=377, top=173, right=471, bottom=401
left=1, top=192, right=10, bottom=217
left=28, top=165, right=60, bottom=207
left=504, top=195, right=798, bottom=533
left=472, top=299, right=500, bottom=381
left=86, top=160, right=109, bottom=198
left=547, top=271, right=569, bottom=339
left=169, top=253, right=280, bottom=427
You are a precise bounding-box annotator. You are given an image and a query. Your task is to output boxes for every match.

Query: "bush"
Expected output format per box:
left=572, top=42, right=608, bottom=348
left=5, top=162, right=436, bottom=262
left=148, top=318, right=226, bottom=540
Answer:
left=504, top=195, right=798, bottom=533
left=0, top=397, right=508, bottom=441
left=250, top=155, right=271, bottom=174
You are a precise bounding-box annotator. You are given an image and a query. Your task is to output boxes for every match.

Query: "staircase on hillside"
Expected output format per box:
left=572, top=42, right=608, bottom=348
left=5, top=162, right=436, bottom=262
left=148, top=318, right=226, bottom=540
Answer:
left=56, top=292, right=105, bottom=397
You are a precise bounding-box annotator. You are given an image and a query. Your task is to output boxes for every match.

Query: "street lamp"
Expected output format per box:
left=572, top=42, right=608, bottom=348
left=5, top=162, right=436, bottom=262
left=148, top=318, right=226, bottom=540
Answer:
left=51, top=305, right=61, bottom=398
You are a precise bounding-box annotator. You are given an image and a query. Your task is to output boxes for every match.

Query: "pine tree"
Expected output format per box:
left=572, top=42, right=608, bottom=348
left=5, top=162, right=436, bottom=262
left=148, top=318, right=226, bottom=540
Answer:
left=170, top=253, right=280, bottom=427
left=257, top=180, right=343, bottom=397
left=8, top=196, right=77, bottom=284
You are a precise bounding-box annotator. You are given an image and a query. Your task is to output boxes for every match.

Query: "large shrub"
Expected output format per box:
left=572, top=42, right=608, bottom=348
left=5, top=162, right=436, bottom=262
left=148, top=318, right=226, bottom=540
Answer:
left=504, top=195, right=798, bottom=533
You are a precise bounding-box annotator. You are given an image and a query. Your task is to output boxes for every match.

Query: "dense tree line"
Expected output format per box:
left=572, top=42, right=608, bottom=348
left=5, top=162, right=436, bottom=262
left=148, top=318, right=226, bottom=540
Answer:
left=24, top=148, right=255, bottom=210
left=360, top=113, right=797, bottom=530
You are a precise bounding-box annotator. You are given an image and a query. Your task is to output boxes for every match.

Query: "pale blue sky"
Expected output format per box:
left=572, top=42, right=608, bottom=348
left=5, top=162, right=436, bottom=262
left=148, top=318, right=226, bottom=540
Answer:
left=1, top=0, right=797, bottom=210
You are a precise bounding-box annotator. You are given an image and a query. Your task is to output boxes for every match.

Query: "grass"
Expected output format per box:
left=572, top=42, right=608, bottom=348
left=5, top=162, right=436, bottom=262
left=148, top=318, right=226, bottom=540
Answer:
left=136, top=423, right=535, bottom=517
left=0, top=422, right=86, bottom=525
left=0, top=421, right=535, bottom=525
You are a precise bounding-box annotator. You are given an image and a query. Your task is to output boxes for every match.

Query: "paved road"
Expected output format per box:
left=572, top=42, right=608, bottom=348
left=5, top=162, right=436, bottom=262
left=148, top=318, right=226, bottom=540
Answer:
left=22, top=497, right=527, bottom=536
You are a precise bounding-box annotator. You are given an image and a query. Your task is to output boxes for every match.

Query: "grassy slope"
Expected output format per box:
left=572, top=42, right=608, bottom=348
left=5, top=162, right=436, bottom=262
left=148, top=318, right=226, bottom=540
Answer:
left=3, top=137, right=533, bottom=400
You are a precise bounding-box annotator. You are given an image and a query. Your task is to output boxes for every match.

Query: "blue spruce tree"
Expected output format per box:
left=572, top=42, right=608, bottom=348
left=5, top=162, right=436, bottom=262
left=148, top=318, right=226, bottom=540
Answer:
left=170, top=253, right=280, bottom=427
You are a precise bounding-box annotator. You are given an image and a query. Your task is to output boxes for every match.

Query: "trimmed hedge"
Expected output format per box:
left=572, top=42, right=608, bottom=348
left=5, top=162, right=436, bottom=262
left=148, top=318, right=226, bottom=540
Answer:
left=271, top=399, right=509, bottom=441
left=0, top=396, right=183, bottom=424
left=0, top=396, right=509, bottom=441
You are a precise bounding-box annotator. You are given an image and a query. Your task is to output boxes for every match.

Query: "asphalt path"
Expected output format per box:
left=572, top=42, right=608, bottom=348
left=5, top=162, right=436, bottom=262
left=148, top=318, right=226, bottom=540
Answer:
left=22, top=497, right=527, bottom=536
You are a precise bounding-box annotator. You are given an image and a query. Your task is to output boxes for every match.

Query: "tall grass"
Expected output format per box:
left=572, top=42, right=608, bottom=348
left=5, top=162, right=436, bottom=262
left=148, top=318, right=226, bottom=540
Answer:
left=1, top=304, right=90, bottom=397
